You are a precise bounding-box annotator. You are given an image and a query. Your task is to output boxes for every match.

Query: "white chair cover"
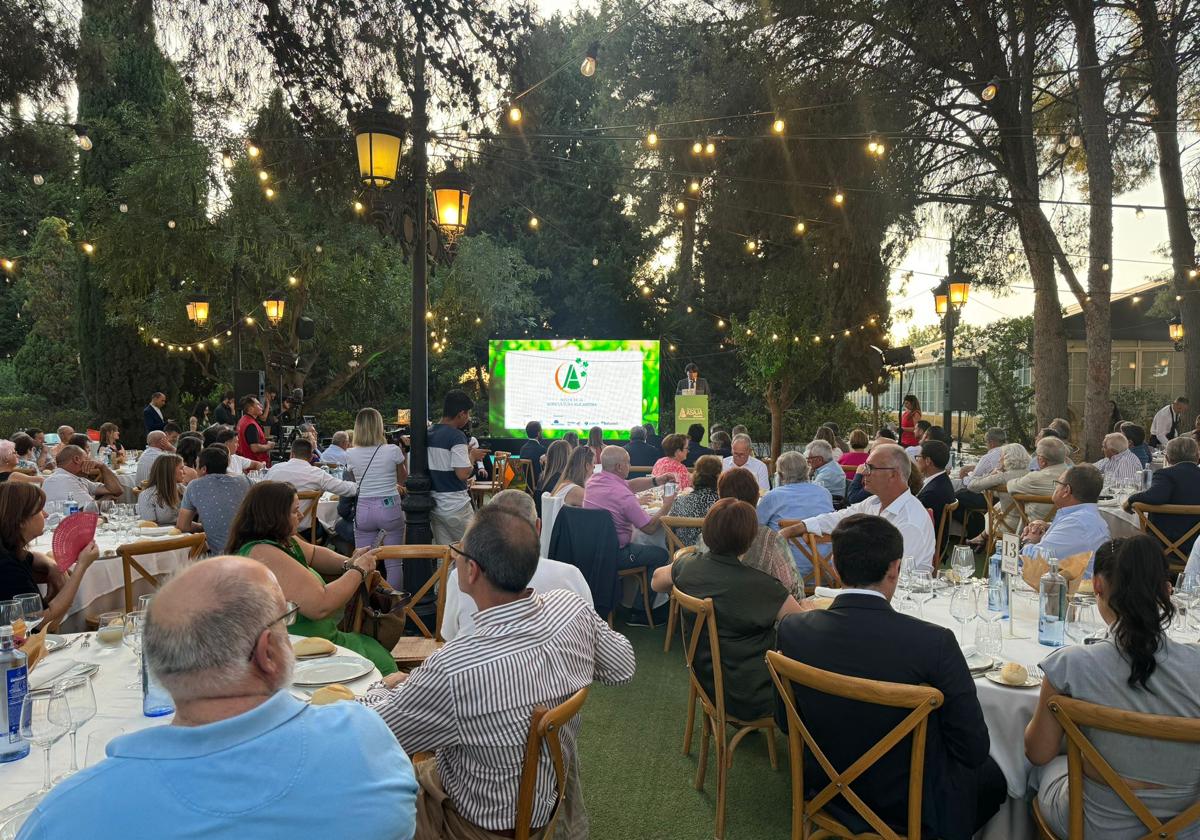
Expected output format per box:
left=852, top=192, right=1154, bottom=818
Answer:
left=541, top=491, right=563, bottom=558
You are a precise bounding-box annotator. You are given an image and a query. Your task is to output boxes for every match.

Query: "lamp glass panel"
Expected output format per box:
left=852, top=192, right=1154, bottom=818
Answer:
left=355, top=132, right=401, bottom=187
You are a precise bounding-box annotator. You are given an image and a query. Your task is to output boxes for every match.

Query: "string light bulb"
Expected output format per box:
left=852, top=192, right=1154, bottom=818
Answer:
left=717, top=319, right=725, bottom=328
left=245, top=316, right=255, bottom=324
left=119, top=203, right=128, bottom=214
left=211, top=337, right=220, bottom=346
left=675, top=200, right=687, bottom=215
left=81, top=242, right=95, bottom=255
left=528, top=216, right=539, bottom=229
left=580, top=42, right=599, bottom=77
left=167, top=219, right=176, bottom=229
left=287, top=275, right=299, bottom=286
left=1054, top=136, right=1069, bottom=156
left=686, top=306, right=693, bottom=313
left=646, top=131, right=658, bottom=147
left=772, top=118, right=785, bottom=134
left=833, top=191, right=845, bottom=206
left=508, top=106, right=522, bottom=124
left=1135, top=206, right=1145, bottom=219
left=1189, top=268, right=1198, bottom=279
left=688, top=180, right=700, bottom=194
left=592, top=257, right=599, bottom=266
left=1, top=259, right=14, bottom=273
left=745, top=239, right=757, bottom=253
left=1068, top=133, right=1083, bottom=149
left=258, top=170, right=269, bottom=182
left=264, top=188, right=275, bottom=199
left=692, top=141, right=703, bottom=155
left=980, top=78, right=999, bottom=101
left=221, top=149, right=234, bottom=169
left=73, top=124, right=93, bottom=151
left=640, top=285, right=651, bottom=296
left=32, top=175, right=44, bottom=186
left=474, top=316, right=482, bottom=324
left=353, top=200, right=365, bottom=213
left=246, top=142, right=260, bottom=158
left=704, top=140, right=716, bottom=155
left=794, top=221, right=806, bottom=235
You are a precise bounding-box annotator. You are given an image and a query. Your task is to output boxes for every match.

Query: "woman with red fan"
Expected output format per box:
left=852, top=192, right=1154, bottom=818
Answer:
left=0, top=483, right=99, bottom=629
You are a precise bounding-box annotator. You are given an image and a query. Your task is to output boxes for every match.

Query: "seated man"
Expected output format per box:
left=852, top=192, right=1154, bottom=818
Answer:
left=1124, top=436, right=1200, bottom=556
left=441, top=489, right=592, bottom=640
left=135, top=430, right=175, bottom=486
left=806, top=440, right=846, bottom=500
left=216, top=426, right=265, bottom=475
left=1003, top=436, right=1072, bottom=532
left=1022, top=464, right=1110, bottom=574
left=518, top=421, right=547, bottom=482
left=1093, top=432, right=1142, bottom=485
left=19, top=555, right=417, bottom=838
left=622, top=424, right=660, bottom=468
left=682, top=423, right=714, bottom=468
left=1028, top=426, right=1073, bottom=472
left=264, top=438, right=358, bottom=540
left=903, top=420, right=932, bottom=459
left=318, top=430, right=352, bottom=466
left=722, top=433, right=770, bottom=492
left=42, top=445, right=123, bottom=507
left=953, top=427, right=1006, bottom=528
left=1119, top=422, right=1152, bottom=466
left=915, top=440, right=956, bottom=530
left=177, top=446, right=251, bottom=554
left=361, top=505, right=635, bottom=839
left=584, top=445, right=677, bottom=625
left=757, top=451, right=833, bottom=579
left=781, top=444, right=936, bottom=571
left=776, top=514, right=1005, bottom=838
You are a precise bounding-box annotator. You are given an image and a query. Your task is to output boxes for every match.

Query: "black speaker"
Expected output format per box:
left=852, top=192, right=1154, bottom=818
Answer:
left=882, top=345, right=916, bottom=366
left=949, top=366, right=979, bottom=412
left=233, top=370, right=265, bottom=403
left=296, top=317, right=316, bottom=341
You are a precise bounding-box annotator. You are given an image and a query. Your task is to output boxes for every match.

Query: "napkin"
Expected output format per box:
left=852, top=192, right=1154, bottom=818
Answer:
left=28, top=657, right=79, bottom=689
left=19, top=624, right=51, bottom=676
left=813, top=586, right=842, bottom=599
left=1021, top=550, right=1091, bottom=592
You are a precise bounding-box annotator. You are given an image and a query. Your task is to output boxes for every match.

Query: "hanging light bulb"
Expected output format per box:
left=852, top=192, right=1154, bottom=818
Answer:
left=686, top=306, right=693, bottom=313
left=592, top=257, right=599, bottom=266
left=528, top=215, right=539, bottom=229
left=580, top=41, right=599, bottom=77
left=287, top=275, right=299, bottom=286
left=1068, top=132, right=1083, bottom=149
left=692, top=140, right=703, bottom=155
left=32, top=174, right=44, bottom=186
left=264, top=188, right=275, bottom=199
left=717, top=319, right=725, bottom=328
left=1, top=259, right=14, bottom=273
left=81, top=242, right=95, bottom=255
left=688, top=180, right=700, bottom=194
left=508, top=106, right=523, bottom=124
left=353, top=200, right=365, bottom=213
left=772, top=118, right=785, bottom=134
left=246, top=142, right=261, bottom=158
left=119, top=203, right=128, bottom=214
left=1054, top=136, right=1069, bottom=156
left=745, top=239, right=757, bottom=253
left=833, top=191, right=845, bottom=206
left=704, top=140, right=716, bottom=155
left=221, top=149, right=234, bottom=169
left=1135, top=206, right=1145, bottom=219
left=258, top=170, right=269, bottom=182
left=980, top=77, right=999, bottom=101
left=167, top=219, right=176, bottom=229
left=675, top=200, right=687, bottom=215
left=646, top=131, right=659, bottom=147
left=794, top=221, right=806, bottom=235
left=72, top=124, right=93, bottom=151
left=640, top=285, right=651, bottom=296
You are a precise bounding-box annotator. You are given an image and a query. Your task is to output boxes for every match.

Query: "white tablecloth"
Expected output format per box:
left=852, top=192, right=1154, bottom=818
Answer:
left=114, top=468, right=139, bottom=503
left=0, top=633, right=380, bottom=813
left=317, top=496, right=340, bottom=531
left=1098, top=501, right=1141, bottom=539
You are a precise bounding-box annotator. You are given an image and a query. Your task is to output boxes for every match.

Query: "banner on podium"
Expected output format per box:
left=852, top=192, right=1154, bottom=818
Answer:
left=675, top=395, right=709, bottom=446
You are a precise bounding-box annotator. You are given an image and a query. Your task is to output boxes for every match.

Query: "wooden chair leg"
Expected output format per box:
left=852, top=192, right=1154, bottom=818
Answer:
left=663, top=598, right=678, bottom=653
left=714, top=731, right=729, bottom=840
left=683, top=683, right=697, bottom=755
left=638, top=568, right=654, bottom=629
left=695, top=712, right=711, bottom=790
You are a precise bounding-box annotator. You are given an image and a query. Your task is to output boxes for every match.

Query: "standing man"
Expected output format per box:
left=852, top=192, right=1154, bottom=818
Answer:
left=213, top=391, right=237, bottom=426
left=675, top=362, right=710, bottom=396
left=143, top=392, right=167, bottom=434
left=1151, top=396, right=1189, bottom=448
left=518, top=421, right=547, bottom=484
left=429, top=390, right=488, bottom=546
left=236, top=395, right=273, bottom=469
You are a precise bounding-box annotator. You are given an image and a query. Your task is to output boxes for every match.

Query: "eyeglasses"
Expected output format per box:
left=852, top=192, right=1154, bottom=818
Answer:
left=247, top=601, right=299, bottom=661
left=862, top=463, right=897, bottom=475
left=450, top=542, right=481, bottom=565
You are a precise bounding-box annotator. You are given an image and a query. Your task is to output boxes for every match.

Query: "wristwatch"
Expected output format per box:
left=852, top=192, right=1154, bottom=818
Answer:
left=341, top=558, right=352, bottom=572
left=651, top=475, right=659, bottom=487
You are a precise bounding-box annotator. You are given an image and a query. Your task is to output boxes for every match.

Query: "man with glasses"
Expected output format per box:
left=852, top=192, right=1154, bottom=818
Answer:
left=429, top=389, right=488, bottom=546
left=780, top=443, right=936, bottom=571
left=361, top=505, right=635, bottom=839
left=1020, top=464, right=1109, bottom=576
left=20, top=556, right=418, bottom=838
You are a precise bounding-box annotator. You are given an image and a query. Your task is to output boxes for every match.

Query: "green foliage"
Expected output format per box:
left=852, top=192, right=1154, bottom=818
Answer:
left=15, top=217, right=77, bottom=344
left=315, top=409, right=355, bottom=436
left=0, top=0, right=77, bottom=102
left=14, top=331, right=82, bottom=405
left=0, top=361, right=19, bottom=396
left=1111, top=388, right=1163, bottom=430
left=784, top=401, right=874, bottom=444
left=0, top=397, right=90, bottom=438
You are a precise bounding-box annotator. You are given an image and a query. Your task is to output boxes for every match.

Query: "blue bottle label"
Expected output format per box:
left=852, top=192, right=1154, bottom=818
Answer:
left=6, top=666, right=27, bottom=743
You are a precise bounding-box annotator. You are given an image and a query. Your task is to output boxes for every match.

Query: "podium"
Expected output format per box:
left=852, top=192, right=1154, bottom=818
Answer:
left=674, top=394, right=709, bottom=445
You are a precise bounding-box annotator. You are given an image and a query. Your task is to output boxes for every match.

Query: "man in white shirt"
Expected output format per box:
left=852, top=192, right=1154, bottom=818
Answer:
left=215, top=427, right=265, bottom=475
left=722, top=433, right=770, bottom=492
left=780, top=443, right=936, bottom=570
left=1150, top=396, right=1189, bottom=448
left=43, top=445, right=124, bottom=508
left=317, top=431, right=351, bottom=466
left=959, top=428, right=1006, bottom=489
left=265, top=438, right=358, bottom=537
left=134, top=431, right=175, bottom=485
left=441, top=490, right=592, bottom=640
left=1093, top=432, right=1143, bottom=485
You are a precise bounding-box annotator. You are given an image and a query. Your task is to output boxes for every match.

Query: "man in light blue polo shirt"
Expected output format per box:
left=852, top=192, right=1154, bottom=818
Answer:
left=18, top=556, right=417, bottom=840
left=1020, top=464, right=1110, bottom=578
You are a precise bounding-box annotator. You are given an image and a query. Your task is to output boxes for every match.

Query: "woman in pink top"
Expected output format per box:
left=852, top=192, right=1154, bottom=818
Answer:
left=838, top=428, right=870, bottom=478
left=651, top=433, right=692, bottom=489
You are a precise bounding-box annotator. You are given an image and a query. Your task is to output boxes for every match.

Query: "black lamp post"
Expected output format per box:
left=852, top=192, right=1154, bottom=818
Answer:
left=933, top=241, right=971, bottom=437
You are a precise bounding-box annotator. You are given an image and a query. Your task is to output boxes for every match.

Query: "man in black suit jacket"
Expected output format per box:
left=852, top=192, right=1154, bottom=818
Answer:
left=682, top=423, right=714, bottom=467
left=1124, top=436, right=1200, bottom=555
left=518, top=421, right=547, bottom=483
left=143, top=392, right=167, bottom=434
left=776, top=514, right=1005, bottom=839
left=916, top=440, right=957, bottom=538
left=623, top=425, right=660, bottom=467
left=675, top=362, right=711, bottom=396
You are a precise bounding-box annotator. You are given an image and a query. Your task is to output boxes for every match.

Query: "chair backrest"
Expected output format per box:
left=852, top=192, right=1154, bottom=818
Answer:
left=1131, top=503, right=1200, bottom=567
left=983, top=487, right=1017, bottom=556
left=766, top=650, right=943, bottom=840
left=671, top=587, right=729, bottom=724
left=295, top=489, right=322, bottom=543
left=514, top=686, right=590, bottom=840
left=674, top=545, right=697, bottom=563
left=492, top=452, right=512, bottom=489
left=547, top=506, right=621, bottom=618
left=660, top=515, right=705, bottom=555
left=778, top=520, right=839, bottom=592
left=627, top=465, right=653, bottom=476
left=118, top=533, right=208, bottom=612
left=512, top=458, right=536, bottom=495
left=1047, top=693, right=1200, bottom=839
left=1010, top=493, right=1056, bottom=531
left=933, top=499, right=959, bottom=570
left=373, top=545, right=452, bottom=640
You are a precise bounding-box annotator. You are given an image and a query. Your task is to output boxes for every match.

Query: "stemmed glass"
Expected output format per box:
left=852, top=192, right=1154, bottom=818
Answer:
left=950, top=546, right=975, bottom=585
left=1172, top=573, right=1199, bottom=638
left=53, top=676, right=96, bottom=781
left=15, top=594, right=45, bottom=633
left=949, top=585, right=977, bottom=647
left=894, top=555, right=915, bottom=610
left=20, top=688, right=71, bottom=796
left=122, top=611, right=146, bottom=689
left=0, top=601, right=24, bottom=641
left=910, top=570, right=935, bottom=619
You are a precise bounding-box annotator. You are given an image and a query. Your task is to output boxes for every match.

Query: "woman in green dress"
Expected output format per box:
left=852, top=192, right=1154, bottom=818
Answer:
left=227, top=480, right=397, bottom=675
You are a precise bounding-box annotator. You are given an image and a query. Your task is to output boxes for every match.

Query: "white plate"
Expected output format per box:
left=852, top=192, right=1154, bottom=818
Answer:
left=44, top=633, right=67, bottom=653
left=984, top=669, right=1042, bottom=688
left=963, top=649, right=994, bottom=673
left=136, top=526, right=173, bottom=537
left=292, top=655, right=373, bottom=686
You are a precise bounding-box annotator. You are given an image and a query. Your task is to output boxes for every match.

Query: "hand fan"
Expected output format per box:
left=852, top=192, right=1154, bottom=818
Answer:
left=52, top=512, right=99, bottom=572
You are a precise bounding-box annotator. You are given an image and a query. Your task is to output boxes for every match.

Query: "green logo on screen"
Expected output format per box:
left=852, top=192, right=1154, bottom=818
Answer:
left=554, top=358, right=589, bottom=393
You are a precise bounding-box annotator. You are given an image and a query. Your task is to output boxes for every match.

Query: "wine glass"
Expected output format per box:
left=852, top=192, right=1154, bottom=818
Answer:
left=0, top=601, right=24, bottom=641
left=53, top=675, right=96, bottom=781
left=20, top=688, right=71, bottom=795
left=949, top=585, right=976, bottom=647
left=950, top=546, right=975, bottom=585
left=15, top=594, right=45, bottom=633
left=911, top=570, right=935, bottom=619
left=122, top=611, right=146, bottom=688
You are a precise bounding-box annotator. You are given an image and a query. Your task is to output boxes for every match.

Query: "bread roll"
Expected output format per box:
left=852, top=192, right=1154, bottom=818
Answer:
left=310, top=683, right=355, bottom=705
left=999, top=662, right=1029, bottom=686
left=293, top=637, right=336, bottom=657
left=138, top=520, right=158, bottom=528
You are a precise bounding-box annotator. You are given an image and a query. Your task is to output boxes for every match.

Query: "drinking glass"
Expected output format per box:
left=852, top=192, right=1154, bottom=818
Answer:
left=974, top=620, right=1004, bottom=661
left=0, top=601, right=24, bottom=640
left=1066, top=599, right=1104, bottom=645
left=20, top=688, right=71, bottom=794
left=122, top=611, right=145, bottom=688
left=949, top=586, right=977, bottom=647
left=85, top=729, right=123, bottom=768
left=137, top=594, right=154, bottom=613
left=53, top=676, right=96, bottom=780
left=951, top=546, right=975, bottom=585
left=95, top=611, right=125, bottom=647
left=14, top=594, right=44, bottom=633
left=911, top=570, right=935, bottom=619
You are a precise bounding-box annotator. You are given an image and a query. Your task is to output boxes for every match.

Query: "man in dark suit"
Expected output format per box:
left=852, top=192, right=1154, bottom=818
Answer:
left=776, top=514, right=1005, bottom=839
left=1124, top=435, right=1200, bottom=556
left=623, top=425, right=660, bottom=467
left=518, top=420, right=547, bottom=483
left=675, top=362, right=711, bottom=396
left=682, top=423, right=714, bottom=467
left=143, top=392, right=167, bottom=434
left=916, top=440, right=956, bottom=535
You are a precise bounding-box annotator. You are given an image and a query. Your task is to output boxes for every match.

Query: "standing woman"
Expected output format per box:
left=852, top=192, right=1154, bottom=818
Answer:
left=189, top=400, right=211, bottom=433
left=344, top=407, right=408, bottom=589
left=587, top=426, right=605, bottom=465
left=899, top=394, right=922, bottom=448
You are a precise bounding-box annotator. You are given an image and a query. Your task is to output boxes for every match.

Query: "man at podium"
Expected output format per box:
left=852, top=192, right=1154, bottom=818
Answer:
left=676, top=362, right=711, bottom=396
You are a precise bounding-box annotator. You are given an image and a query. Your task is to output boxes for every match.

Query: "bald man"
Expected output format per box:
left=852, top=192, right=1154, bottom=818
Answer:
left=20, top=556, right=418, bottom=839
left=41, top=444, right=123, bottom=508
left=135, top=429, right=175, bottom=485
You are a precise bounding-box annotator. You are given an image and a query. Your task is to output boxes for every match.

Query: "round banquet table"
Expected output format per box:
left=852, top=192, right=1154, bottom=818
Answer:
left=1098, top=499, right=1142, bottom=539
left=114, top=466, right=140, bottom=503
left=0, top=633, right=381, bottom=815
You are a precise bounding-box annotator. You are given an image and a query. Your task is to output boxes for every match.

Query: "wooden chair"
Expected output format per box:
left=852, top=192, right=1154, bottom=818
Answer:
left=1130, top=502, right=1200, bottom=570
left=1010, top=493, right=1057, bottom=532
left=627, top=465, right=654, bottom=476
left=613, top=565, right=655, bottom=629
left=295, top=489, right=323, bottom=544
left=512, top=458, right=536, bottom=496
left=778, top=521, right=840, bottom=594
left=514, top=686, right=590, bottom=840
left=674, top=587, right=778, bottom=839
left=1032, top=694, right=1200, bottom=840
left=982, top=487, right=1018, bottom=557
left=118, top=533, right=208, bottom=612
left=933, top=499, right=959, bottom=570
left=470, top=452, right=511, bottom=509
left=766, top=650, right=943, bottom=840
left=661, top=541, right=699, bottom=653
left=375, top=545, right=451, bottom=668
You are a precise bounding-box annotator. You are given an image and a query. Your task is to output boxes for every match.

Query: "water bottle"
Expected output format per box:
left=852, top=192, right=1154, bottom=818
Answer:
left=987, top=550, right=1009, bottom=616
left=0, top=625, right=30, bottom=763
left=1038, top=557, right=1067, bottom=647
left=142, top=652, right=174, bottom=718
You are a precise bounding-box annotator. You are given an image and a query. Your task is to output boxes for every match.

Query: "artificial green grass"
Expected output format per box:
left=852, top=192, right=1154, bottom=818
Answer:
left=578, top=621, right=793, bottom=840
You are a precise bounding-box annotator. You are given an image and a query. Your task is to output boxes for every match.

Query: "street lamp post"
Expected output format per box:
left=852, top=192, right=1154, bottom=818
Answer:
left=933, top=242, right=971, bottom=438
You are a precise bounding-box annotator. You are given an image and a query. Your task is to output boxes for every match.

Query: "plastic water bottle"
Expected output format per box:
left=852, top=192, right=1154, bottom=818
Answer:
left=0, top=625, right=30, bottom=763
left=142, top=652, right=174, bottom=718
left=1038, top=557, right=1067, bottom=647
left=987, top=550, right=1009, bottom=616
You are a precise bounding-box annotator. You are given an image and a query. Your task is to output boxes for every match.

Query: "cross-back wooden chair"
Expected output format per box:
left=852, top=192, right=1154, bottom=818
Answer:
left=295, top=489, right=323, bottom=543
left=627, top=465, right=654, bottom=476
left=766, top=650, right=943, bottom=840
left=375, top=545, right=451, bottom=668
left=613, top=565, right=655, bottom=629
left=514, top=686, right=590, bottom=840
left=118, top=533, right=208, bottom=612
left=470, top=452, right=511, bottom=509
left=661, top=540, right=700, bottom=653
left=1010, top=493, right=1057, bottom=533
left=1130, top=502, right=1200, bottom=571
left=1033, top=694, right=1200, bottom=840
left=778, top=521, right=839, bottom=594
left=512, top=458, right=536, bottom=497
left=982, top=487, right=1018, bottom=557
left=674, top=587, right=778, bottom=840
left=933, top=499, right=959, bottom=571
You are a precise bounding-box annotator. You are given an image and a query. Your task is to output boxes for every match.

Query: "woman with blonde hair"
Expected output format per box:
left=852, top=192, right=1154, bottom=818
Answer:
left=0, top=440, right=42, bottom=486
left=534, top=439, right=571, bottom=516
left=552, top=445, right=596, bottom=508
left=136, top=454, right=186, bottom=525
left=344, top=407, right=408, bottom=588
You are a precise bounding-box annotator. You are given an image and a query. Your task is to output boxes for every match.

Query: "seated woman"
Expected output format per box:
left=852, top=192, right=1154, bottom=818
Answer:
left=97, top=422, right=124, bottom=467
left=651, top=497, right=806, bottom=721
left=838, top=428, right=870, bottom=478
left=813, top=425, right=843, bottom=460
left=0, top=441, right=43, bottom=486
left=11, top=434, right=40, bottom=474
left=533, top=439, right=570, bottom=517
left=227, top=480, right=396, bottom=675
left=669, top=455, right=722, bottom=545
left=652, top=434, right=692, bottom=490
left=174, top=434, right=202, bottom=484
left=0, top=483, right=98, bottom=628
left=550, top=445, right=596, bottom=509
left=136, top=454, right=185, bottom=525
left=1025, top=535, right=1200, bottom=838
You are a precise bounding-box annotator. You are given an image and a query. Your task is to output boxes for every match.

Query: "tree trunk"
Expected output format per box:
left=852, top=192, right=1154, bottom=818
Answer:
left=1014, top=204, right=1070, bottom=431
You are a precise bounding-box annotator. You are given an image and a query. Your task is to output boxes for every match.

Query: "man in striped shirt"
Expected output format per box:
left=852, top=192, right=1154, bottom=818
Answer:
left=1093, top=432, right=1143, bottom=486
left=428, top=390, right=488, bottom=546
left=361, top=505, right=636, bottom=839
